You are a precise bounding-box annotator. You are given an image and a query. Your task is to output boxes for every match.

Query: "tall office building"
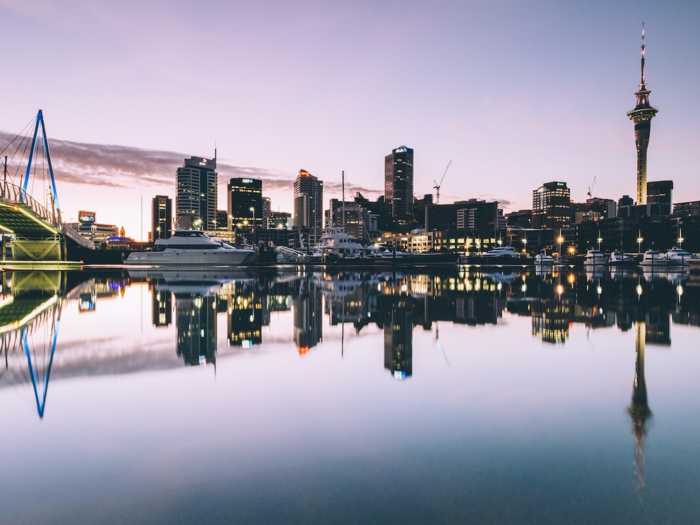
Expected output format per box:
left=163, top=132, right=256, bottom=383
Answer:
left=176, top=154, right=217, bottom=230
left=385, top=146, right=414, bottom=232
left=532, top=182, right=571, bottom=229
left=151, top=195, right=172, bottom=241
left=627, top=25, right=659, bottom=205
left=293, top=170, right=323, bottom=230
left=227, top=178, right=262, bottom=230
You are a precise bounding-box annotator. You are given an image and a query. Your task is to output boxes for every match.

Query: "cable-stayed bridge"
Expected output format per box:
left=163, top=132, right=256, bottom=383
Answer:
left=0, top=110, right=94, bottom=262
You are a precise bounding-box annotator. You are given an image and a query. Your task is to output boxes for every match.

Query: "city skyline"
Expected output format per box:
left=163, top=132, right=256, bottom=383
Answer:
left=1, top=1, right=699, bottom=239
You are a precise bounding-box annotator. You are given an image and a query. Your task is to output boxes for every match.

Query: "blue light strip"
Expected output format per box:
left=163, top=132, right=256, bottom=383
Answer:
left=22, top=316, right=60, bottom=419
left=22, top=110, right=42, bottom=200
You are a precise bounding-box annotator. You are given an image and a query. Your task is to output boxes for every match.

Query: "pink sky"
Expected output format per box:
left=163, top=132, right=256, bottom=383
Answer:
left=1, top=0, right=699, bottom=239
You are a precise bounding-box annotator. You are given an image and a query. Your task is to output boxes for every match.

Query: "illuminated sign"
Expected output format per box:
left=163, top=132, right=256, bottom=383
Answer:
left=78, top=210, right=96, bottom=223
left=242, top=179, right=252, bottom=183
left=394, top=147, right=408, bottom=153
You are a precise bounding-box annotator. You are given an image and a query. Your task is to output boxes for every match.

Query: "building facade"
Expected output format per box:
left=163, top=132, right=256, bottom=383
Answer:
left=176, top=154, right=217, bottom=230
left=384, top=146, right=414, bottom=232
left=227, top=177, right=263, bottom=230
left=532, top=182, right=571, bottom=229
left=151, top=195, right=172, bottom=240
left=647, top=180, right=673, bottom=216
left=293, top=170, right=323, bottom=231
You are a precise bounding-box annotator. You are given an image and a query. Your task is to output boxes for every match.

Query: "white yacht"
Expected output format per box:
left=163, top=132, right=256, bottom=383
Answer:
left=480, top=246, right=522, bottom=258
left=639, top=249, right=667, bottom=268
left=534, top=253, right=554, bottom=266
left=583, top=249, right=607, bottom=267
left=608, top=250, right=636, bottom=267
left=317, top=228, right=367, bottom=260
left=125, top=230, right=256, bottom=266
left=663, top=246, right=697, bottom=266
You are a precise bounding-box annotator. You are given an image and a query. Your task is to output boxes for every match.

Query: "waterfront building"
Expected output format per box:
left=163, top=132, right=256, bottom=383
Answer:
left=326, top=198, right=370, bottom=242
left=385, top=146, right=414, bottom=232
left=176, top=154, right=217, bottom=230
left=627, top=25, right=659, bottom=205
left=506, top=210, right=533, bottom=229
left=151, top=195, right=172, bottom=240
left=532, top=182, right=571, bottom=229
left=270, top=211, right=291, bottom=230
left=647, top=180, right=673, bottom=216
left=426, top=200, right=499, bottom=232
left=68, top=211, right=119, bottom=242
left=585, top=198, right=617, bottom=220
left=674, top=201, right=700, bottom=217
left=293, top=170, right=324, bottom=231
left=618, top=195, right=635, bottom=216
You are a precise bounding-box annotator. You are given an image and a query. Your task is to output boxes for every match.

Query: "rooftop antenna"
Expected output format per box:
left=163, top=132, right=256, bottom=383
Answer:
left=433, top=160, right=452, bottom=204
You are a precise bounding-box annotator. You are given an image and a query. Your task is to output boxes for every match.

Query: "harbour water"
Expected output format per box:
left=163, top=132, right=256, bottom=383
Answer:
left=1, top=267, right=699, bottom=524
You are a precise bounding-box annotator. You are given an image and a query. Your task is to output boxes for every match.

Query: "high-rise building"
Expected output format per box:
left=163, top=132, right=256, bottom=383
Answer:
left=151, top=195, right=172, bottom=240
left=227, top=178, right=262, bottom=230
left=262, top=197, right=271, bottom=229
left=293, top=170, right=323, bottom=231
left=627, top=25, right=659, bottom=205
left=674, top=201, right=700, bottom=217
left=647, top=180, right=673, bottom=216
left=385, top=146, right=414, bottom=232
left=176, top=154, right=217, bottom=230
left=532, top=182, right=571, bottom=229
left=586, top=198, right=617, bottom=220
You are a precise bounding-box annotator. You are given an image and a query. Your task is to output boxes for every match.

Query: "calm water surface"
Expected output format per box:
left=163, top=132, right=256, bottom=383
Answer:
left=1, top=267, right=699, bottom=524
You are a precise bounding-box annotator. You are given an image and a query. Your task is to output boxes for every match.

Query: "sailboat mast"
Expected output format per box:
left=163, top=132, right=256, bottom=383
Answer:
left=342, top=170, right=345, bottom=232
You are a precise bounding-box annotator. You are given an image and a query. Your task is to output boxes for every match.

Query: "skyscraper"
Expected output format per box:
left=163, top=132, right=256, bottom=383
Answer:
left=532, top=182, right=571, bottom=229
left=293, top=169, right=323, bottom=230
left=385, top=146, right=414, bottom=232
left=176, top=154, right=217, bottom=230
left=627, top=25, right=659, bottom=205
left=227, top=178, right=262, bottom=230
left=151, top=195, right=172, bottom=240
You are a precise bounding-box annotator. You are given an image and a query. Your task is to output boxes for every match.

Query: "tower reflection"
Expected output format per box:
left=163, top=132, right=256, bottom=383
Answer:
left=383, top=294, right=413, bottom=380
left=293, top=278, right=322, bottom=355
left=628, top=321, right=652, bottom=495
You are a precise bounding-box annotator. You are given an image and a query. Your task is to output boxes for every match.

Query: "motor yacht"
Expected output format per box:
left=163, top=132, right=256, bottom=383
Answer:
left=534, top=253, right=554, bottom=266
left=479, top=246, right=522, bottom=258
left=463, top=246, right=528, bottom=266
left=663, top=246, right=697, bottom=267
left=125, top=230, right=256, bottom=266
left=583, top=249, right=607, bottom=267
left=608, top=250, right=637, bottom=267
left=639, top=249, right=667, bottom=268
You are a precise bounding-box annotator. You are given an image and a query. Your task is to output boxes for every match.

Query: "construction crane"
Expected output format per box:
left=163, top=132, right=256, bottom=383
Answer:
left=433, top=160, right=452, bottom=204
left=587, top=175, right=597, bottom=199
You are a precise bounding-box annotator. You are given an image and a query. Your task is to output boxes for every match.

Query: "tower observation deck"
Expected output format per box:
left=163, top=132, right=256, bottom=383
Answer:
left=626, top=24, right=658, bottom=206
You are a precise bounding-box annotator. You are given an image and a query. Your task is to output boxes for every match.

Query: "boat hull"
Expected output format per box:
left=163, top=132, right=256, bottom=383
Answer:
left=125, top=250, right=256, bottom=266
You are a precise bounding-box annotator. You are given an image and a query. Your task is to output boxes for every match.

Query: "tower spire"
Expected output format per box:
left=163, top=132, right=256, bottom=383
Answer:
left=640, top=23, right=646, bottom=88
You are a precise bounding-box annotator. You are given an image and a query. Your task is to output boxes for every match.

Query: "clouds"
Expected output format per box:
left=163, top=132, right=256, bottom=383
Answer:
left=0, top=131, right=297, bottom=194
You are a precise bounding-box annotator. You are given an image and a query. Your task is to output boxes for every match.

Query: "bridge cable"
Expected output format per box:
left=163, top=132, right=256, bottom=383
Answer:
left=0, top=116, right=35, bottom=157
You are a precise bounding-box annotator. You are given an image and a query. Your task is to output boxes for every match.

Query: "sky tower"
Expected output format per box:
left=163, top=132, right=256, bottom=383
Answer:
left=627, top=24, right=659, bottom=205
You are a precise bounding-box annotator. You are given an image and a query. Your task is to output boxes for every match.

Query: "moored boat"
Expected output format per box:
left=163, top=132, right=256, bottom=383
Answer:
left=125, top=230, right=256, bottom=266
left=608, top=250, right=637, bottom=267
left=639, top=249, right=667, bottom=268
left=583, top=249, right=607, bottom=267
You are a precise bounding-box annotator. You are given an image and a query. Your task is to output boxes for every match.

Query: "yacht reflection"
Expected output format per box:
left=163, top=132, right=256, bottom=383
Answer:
left=628, top=322, right=652, bottom=496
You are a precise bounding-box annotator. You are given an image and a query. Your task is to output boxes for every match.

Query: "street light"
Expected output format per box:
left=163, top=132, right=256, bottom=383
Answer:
left=678, top=236, right=685, bottom=248
left=522, top=237, right=528, bottom=253
left=597, top=236, right=603, bottom=250
left=557, top=235, right=564, bottom=256
left=637, top=236, right=644, bottom=254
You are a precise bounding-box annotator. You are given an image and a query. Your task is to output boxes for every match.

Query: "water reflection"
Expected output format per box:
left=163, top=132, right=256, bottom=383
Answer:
left=0, top=268, right=698, bottom=414
left=629, top=322, right=652, bottom=497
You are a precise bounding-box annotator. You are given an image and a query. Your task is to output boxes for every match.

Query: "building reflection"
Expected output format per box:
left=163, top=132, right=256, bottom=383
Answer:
left=176, top=293, right=217, bottom=366
left=293, top=278, right=322, bottom=354
left=383, top=295, right=413, bottom=380
left=152, top=290, right=172, bottom=327
left=226, top=281, right=266, bottom=347
left=628, top=321, right=652, bottom=495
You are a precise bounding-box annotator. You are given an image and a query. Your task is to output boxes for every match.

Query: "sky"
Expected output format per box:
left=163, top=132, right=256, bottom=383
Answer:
left=1, top=0, right=699, bottom=239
